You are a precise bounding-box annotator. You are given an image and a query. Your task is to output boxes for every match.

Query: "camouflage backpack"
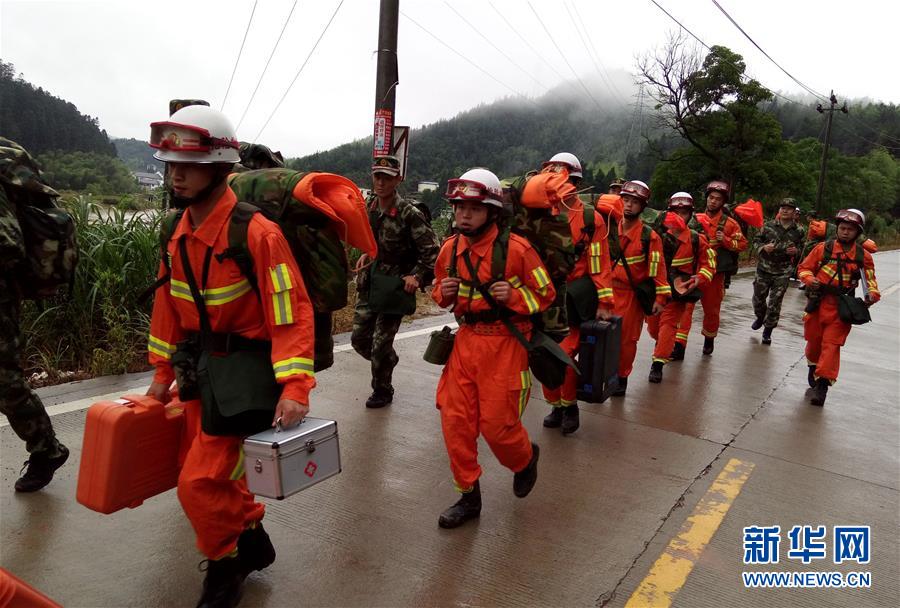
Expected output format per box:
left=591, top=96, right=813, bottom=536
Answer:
left=155, top=169, right=355, bottom=371
left=0, top=137, right=78, bottom=299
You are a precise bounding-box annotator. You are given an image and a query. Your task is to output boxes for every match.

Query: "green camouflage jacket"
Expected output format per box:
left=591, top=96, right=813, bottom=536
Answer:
left=363, top=194, right=439, bottom=287
left=755, top=219, right=805, bottom=276
left=0, top=138, right=59, bottom=270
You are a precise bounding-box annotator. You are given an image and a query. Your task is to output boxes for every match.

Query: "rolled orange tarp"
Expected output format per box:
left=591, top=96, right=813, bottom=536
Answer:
left=861, top=238, right=878, bottom=253
left=807, top=219, right=828, bottom=240
left=733, top=199, right=764, bottom=228
left=594, top=193, right=624, bottom=223
left=520, top=171, right=575, bottom=210
left=294, top=172, right=377, bottom=257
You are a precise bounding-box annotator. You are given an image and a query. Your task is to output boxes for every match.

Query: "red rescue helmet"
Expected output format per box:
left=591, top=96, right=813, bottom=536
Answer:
left=834, top=208, right=865, bottom=230
left=705, top=180, right=730, bottom=196
left=667, top=191, right=694, bottom=209
left=620, top=180, right=650, bottom=204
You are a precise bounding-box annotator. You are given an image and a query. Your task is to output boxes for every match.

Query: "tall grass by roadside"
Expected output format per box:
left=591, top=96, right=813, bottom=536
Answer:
left=21, top=195, right=161, bottom=380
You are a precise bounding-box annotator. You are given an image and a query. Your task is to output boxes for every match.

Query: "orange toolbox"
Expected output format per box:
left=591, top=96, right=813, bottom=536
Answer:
left=77, top=394, right=193, bottom=514
left=0, top=568, right=62, bottom=608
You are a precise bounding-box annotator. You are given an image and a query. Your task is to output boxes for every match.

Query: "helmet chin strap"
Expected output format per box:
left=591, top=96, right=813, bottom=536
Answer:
left=167, top=165, right=231, bottom=209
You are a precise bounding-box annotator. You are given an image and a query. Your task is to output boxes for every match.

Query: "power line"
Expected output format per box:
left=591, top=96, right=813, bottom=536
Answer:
left=442, top=1, right=549, bottom=93
left=235, top=0, right=300, bottom=132
left=221, top=0, right=258, bottom=111
left=647, top=0, right=809, bottom=109
left=526, top=1, right=604, bottom=114
left=563, top=1, right=628, bottom=106
left=400, top=10, right=536, bottom=105
left=253, top=0, right=345, bottom=142
left=833, top=120, right=900, bottom=152
left=710, top=0, right=828, bottom=102
left=486, top=0, right=576, bottom=95
left=844, top=110, right=900, bottom=144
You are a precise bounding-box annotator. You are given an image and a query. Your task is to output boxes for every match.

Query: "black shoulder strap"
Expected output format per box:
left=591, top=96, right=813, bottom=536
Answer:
left=448, top=235, right=460, bottom=279
left=216, top=201, right=260, bottom=299
left=137, top=208, right=184, bottom=305
left=691, top=230, right=700, bottom=273
left=641, top=223, right=653, bottom=256
left=491, top=226, right=511, bottom=281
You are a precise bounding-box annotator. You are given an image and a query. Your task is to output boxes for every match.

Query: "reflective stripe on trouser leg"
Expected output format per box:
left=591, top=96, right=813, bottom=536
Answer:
left=701, top=273, right=726, bottom=338
left=675, top=302, right=695, bottom=345
left=177, top=406, right=265, bottom=560
left=653, top=301, right=686, bottom=362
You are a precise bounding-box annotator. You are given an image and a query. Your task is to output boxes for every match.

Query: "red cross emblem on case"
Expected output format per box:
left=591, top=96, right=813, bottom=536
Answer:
left=304, top=461, right=318, bottom=477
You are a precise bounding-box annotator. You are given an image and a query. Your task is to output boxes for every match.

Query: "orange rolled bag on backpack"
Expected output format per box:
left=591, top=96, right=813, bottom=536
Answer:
left=520, top=170, right=576, bottom=210
left=808, top=219, right=828, bottom=240
left=861, top=238, right=878, bottom=253
left=594, top=193, right=624, bottom=224
left=733, top=198, right=764, bottom=228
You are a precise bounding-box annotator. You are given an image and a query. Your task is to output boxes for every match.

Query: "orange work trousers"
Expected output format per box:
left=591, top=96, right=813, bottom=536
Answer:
left=676, top=273, right=726, bottom=343
left=177, top=402, right=265, bottom=559
left=613, top=286, right=646, bottom=378
left=646, top=300, right=688, bottom=363
left=541, top=327, right=580, bottom=406
left=436, top=325, right=534, bottom=492
left=803, top=297, right=852, bottom=383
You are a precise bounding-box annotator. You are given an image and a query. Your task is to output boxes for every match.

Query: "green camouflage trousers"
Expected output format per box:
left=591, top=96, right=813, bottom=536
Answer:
left=0, top=283, right=62, bottom=456
left=350, top=294, right=404, bottom=391
left=752, top=271, right=791, bottom=329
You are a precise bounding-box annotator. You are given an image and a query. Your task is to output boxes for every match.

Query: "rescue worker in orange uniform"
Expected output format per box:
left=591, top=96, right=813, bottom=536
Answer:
left=608, top=180, right=669, bottom=397
left=645, top=193, right=715, bottom=383
left=145, top=105, right=315, bottom=607
left=797, top=209, right=879, bottom=406
left=431, top=168, right=555, bottom=529
left=537, top=154, right=614, bottom=434
left=673, top=180, right=748, bottom=358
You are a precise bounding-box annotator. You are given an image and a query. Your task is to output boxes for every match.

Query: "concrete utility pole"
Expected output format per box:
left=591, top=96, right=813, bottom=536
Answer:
left=814, top=90, right=848, bottom=215
left=372, top=0, right=399, bottom=160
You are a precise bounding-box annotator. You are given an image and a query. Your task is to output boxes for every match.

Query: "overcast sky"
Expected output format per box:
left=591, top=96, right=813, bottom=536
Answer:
left=2, top=0, right=896, bottom=158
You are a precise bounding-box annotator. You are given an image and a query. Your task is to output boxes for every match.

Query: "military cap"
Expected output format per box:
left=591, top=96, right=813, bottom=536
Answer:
left=778, top=197, right=797, bottom=208
left=609, top=178, right=625, bottom=187
left=372, top=155, right=401, bottom=176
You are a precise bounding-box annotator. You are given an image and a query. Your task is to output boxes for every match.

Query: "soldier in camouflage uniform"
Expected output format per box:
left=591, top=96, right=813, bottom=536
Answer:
left=0, top=138, right=69, bottom=492
left=751, top=198, right=806, bottom=344
left=351, top=156, right=439, bottom=408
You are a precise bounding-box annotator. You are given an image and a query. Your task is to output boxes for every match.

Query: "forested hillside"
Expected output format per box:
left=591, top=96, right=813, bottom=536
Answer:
left=0, top=60, right=116, bottom=156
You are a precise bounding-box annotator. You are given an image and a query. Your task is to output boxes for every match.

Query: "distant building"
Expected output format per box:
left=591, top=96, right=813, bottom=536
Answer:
left=418, top=181, right=439, bottom=193
left=134, top=170, right=164, bottom=190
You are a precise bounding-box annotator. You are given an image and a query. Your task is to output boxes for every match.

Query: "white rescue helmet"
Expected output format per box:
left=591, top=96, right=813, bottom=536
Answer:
left=667, top=191, right=694, bottom=209
left=150, top=105, right=241, bottom=163
left=542, top=152, right=583, bottom=179
left=835, top=208, right=865, bottom=230
left=621, top=180, right=651, bottom=204
left=445, top=168, right=504, bottom=209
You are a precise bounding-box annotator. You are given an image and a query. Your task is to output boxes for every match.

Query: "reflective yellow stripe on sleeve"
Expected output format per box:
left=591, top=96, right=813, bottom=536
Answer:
left=271, top=291, right=294, bottom=325
left=648, top=250, right=660, bottom=279
left=598, top=287, right=614, bottom=300
left=531, top=266, right=551, bottom=290
left=148, top=335, right=175, bottom=359
left=269, top=263, right=294, bottom=292
left=517, top=284, right=541, bottom=313
left=273, top=357, right=315, bottom=379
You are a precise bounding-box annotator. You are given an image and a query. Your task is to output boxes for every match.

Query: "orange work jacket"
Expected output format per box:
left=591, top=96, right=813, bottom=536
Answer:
left=798, top=240, right=880, bottom=303
left=566, top=201, right=614, bottom=310
left=612, top=219, right=671, bottom=305
left=431, top=224, right=556, bottom=317
left=148, top=188, right=316, bottom=404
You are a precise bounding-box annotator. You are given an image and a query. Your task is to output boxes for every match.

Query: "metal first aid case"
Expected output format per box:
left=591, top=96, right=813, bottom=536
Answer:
left=243, top=417, right=341, bottom=500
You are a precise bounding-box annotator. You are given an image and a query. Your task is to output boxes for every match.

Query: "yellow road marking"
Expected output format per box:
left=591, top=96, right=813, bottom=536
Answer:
left=625, top=458, right=756, bottom=608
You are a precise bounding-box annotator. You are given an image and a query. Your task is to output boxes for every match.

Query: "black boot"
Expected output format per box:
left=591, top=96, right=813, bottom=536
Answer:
left=543, top=407, right=564, bottom=428
left=761, top=327, right=773, bottom=345
left=14, top=444, right=69, bottom=493
left=237, top=523, right=276, bottom=576
left=561, top=405, right=580, bottom=435
left=609, top=376, right=628, bottom=396
left=513, top=443, right=540, bottom=498
left=751, top=317, right=764, bottom=331
left=365, top=386, right=394, bottom=409
left=196, top=555, right=247, bottom=608
left=807, top=365, right=816, bottom=388
left=670, top=343, right=685, bottom=361
left=648, top=361, right=663, bottom=384
left=438, top=482, right=481, bottom=529
left=702, top=337, right=715, bottom=355
left=810, top=378, right=829, bottom=406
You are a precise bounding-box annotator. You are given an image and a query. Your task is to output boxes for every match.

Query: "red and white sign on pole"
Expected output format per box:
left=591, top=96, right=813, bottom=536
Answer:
left=373, top=109, right=394, bottom=157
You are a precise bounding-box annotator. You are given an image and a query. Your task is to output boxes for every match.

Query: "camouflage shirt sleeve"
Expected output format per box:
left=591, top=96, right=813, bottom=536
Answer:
left=0, top=186, right=25, bottom=269
left=405, top=206, right=440, bottom=282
